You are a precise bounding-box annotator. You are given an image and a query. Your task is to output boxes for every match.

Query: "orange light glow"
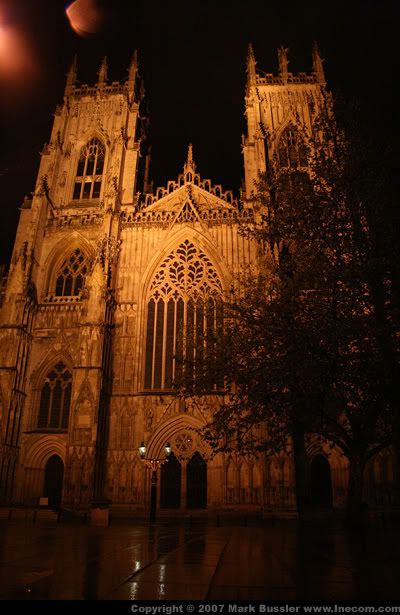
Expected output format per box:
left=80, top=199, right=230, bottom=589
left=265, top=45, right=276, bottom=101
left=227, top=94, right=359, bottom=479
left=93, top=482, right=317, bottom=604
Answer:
left=65, top=0, right=105, bottom=38
left=0, top=8, right=37, bottom=86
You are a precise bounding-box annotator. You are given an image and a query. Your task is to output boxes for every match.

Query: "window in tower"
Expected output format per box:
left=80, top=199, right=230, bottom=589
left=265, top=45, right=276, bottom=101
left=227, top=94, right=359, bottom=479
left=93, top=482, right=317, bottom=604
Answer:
left=144, top=240, right=224, bottom=391
left=72, top=138, right=105, bottom=200
left=54, top=248, right=88, bottom=297
left=278, top=126, right=308, bottom=169
left=37, top=362, right=72, bottom=431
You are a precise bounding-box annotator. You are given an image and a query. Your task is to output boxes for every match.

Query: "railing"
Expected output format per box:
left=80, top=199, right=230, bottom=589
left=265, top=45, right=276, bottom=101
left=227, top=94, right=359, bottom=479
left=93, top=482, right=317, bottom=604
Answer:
left=46, top=213, right=103, bottom=230
left=122, top=207, right=253, bottom=227
left=70, top=82, right=127, bottom=97
left=256, top=72, right=318, bottom=86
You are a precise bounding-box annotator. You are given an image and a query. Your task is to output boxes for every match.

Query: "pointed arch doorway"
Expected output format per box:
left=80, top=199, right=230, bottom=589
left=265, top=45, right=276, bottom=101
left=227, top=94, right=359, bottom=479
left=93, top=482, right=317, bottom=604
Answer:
left=159, top=451, right=208, bottom=510
left=160, top=452, right=181, bottom=508
left=309, top=455, right=332, bottom=508
left=43, top=455, right=64, bottom=507
left=186, top=452, right=207, bottom=509
left=147, top=419, right=209, bottom=512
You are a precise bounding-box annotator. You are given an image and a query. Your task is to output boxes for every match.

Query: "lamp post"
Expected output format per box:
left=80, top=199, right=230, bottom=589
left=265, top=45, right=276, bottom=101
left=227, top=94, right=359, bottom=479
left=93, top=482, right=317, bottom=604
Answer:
left=138, top=441, right=171, bottom=522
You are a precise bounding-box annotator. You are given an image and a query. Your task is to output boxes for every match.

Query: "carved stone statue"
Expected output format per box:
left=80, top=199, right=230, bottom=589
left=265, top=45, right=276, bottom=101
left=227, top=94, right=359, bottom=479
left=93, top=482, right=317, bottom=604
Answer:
left=278, top=46, right=289, bottom=79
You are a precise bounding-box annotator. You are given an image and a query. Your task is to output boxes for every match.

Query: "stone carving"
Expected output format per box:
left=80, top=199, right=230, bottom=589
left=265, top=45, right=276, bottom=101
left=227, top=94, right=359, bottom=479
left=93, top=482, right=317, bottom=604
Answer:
left=174, top=432, right=194, bottom=457
left=146, top=407, right=153, bottom=431
left=58, top=171, right=67, bottom=188
left=149, top=239, right=222, bottom=300
left=278, top=46, right=289, bottom=78
left=96, top=235, right=122, bottom=273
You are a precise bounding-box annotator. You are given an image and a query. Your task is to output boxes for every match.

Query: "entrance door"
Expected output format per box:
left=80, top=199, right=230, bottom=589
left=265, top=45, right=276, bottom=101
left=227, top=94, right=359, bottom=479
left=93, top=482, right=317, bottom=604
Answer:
left=309, top=454, right=332, bottom=508
left=160, top=452, right=181, bottom=508
left=43, top=455, right=64, bottom=507
left=186, top=452, right=207, bottom=509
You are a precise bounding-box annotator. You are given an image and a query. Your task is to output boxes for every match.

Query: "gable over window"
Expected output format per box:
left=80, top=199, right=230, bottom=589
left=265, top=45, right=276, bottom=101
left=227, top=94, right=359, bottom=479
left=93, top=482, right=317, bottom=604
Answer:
left=37, top=361, right=72, bottom=431
left=278, top=126, right=308, bottom=169
left=55, top=248, right=88, bottom=297
left=73, top=138, right=104, bottom=200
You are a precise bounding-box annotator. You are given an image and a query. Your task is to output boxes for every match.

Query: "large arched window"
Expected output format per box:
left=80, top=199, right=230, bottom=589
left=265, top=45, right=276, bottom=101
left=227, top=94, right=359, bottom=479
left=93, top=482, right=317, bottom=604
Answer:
left=278, top=126, right=308, bottom=169
left=144, top=240, right=223, bottom=391
left=72, top=138, right=105, bottom=200
left=54, top=248, right=88, bottom=297
left=37, top=362, right=72, bottom=430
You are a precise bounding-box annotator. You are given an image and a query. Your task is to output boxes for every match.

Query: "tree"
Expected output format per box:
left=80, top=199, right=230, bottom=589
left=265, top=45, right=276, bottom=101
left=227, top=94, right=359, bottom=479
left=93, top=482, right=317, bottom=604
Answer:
left=183, top=97, right=398, bottom=527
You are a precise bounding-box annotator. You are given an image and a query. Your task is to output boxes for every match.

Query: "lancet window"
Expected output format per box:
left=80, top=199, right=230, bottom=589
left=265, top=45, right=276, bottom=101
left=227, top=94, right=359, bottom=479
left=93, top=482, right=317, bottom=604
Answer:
left=144, top=240, right=223, bottom=391
left=278, top=126, right=308, bottom=169
left=37, top=362, right=72, bottom=430
left=54, top=248, right=88, bottom=297
left=72, top=138, right=105, bottom=200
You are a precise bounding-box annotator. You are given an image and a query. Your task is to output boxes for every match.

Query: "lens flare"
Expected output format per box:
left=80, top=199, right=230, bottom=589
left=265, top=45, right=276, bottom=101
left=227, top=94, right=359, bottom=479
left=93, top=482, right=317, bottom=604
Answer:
left=65, top=0, right=106, bottom=38
left=0, top=7, right=37, bottom=86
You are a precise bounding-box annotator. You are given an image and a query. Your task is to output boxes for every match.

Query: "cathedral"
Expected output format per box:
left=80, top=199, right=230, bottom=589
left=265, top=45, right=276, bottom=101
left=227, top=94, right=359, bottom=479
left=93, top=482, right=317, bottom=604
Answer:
left=0, top=45, right=396, bottom=517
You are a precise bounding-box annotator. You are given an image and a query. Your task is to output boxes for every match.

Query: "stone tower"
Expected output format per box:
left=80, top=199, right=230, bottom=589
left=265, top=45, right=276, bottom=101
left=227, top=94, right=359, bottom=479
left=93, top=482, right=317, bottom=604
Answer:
left=243, top=42, right=326, bottom=200
left=0, top=47, right=395, bottom=515
left=0, top=52, right=149, bottom=507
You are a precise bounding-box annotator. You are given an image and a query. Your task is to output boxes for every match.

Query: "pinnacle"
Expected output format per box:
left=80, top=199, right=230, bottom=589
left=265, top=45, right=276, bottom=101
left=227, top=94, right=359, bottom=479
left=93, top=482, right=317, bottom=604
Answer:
left=184, top=143, right=196, bottom=175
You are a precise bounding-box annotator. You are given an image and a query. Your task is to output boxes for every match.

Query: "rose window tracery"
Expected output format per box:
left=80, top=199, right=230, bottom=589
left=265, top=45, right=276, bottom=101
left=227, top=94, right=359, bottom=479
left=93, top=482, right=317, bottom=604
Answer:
left=174, top=432, right=194, bottom=457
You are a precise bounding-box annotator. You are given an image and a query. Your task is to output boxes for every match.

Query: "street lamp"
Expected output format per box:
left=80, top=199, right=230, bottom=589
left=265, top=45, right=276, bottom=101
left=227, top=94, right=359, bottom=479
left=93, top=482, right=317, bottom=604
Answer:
left=138, top=441, right=172, bottom=522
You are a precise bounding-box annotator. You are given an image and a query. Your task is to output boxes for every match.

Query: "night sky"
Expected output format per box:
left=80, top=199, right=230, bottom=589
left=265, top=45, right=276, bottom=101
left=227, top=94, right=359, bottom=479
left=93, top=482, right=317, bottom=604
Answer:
left=0, top=0, right=397, bottom=264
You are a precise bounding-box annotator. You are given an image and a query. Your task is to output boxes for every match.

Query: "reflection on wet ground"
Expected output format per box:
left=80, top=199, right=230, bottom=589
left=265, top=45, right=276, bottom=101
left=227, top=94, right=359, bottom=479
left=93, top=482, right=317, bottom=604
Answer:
left=0, top=519, right=399, bottom=600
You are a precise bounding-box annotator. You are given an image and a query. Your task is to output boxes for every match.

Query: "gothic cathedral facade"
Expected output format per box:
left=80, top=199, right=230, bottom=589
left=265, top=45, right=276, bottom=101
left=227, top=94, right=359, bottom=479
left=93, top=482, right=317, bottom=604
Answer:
left=0, top=47, right=395, bottom=514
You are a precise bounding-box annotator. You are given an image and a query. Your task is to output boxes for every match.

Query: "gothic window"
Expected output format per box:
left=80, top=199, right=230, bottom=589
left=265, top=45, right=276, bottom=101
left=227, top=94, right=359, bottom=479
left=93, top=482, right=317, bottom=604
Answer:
left=37, top=362, right=72, bottom=430
left=72, top=138, right=105, bottom=200
left=54, top=248, right=88, bottom=297
left=278, top=126, right=308, bottom=169
left=144, top=240, right=223, bottom=391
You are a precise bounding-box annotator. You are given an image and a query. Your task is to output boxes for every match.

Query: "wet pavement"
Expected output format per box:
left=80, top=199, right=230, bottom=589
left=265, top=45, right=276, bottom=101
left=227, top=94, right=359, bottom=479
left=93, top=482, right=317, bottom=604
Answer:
left=0, top=518, right=399, bottom=600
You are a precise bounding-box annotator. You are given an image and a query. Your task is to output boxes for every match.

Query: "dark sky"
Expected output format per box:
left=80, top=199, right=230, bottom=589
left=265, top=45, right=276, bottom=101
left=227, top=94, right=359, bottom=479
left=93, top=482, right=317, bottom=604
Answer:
left=0, top=0, right=397, bottom=264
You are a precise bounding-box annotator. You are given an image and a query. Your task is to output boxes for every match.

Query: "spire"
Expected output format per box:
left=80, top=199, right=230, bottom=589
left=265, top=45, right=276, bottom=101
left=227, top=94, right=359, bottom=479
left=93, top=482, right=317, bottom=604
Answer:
left=312, top=41, right=325, bottom=84
left=97, top=56, right=108, bottom=85
left=187, top=143, right=193, bottom=166
left=127, top=50, right=139, bottom=100
left=65, top=55, right=77, bottom=95
left=247, top=43, right=257, bottom=89
left=183, top=143, right=196, bottom=177
left=128, top=49, right=139, bottom=82
left=278, top=46, right=289, bottom=82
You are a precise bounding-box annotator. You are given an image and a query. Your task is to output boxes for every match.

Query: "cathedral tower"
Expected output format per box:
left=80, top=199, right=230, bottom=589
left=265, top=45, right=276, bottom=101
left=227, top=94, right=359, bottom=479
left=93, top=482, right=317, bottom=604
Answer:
left=0, top=54, right=149, bottom=505
left=243, top=43, right=326, bottom=200
left=0, top=47, right=393, bottom=517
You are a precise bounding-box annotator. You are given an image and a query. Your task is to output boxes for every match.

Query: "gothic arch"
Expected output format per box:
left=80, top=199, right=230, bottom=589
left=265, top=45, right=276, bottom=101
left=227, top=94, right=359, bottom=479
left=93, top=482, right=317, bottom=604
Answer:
left=366, top=446, right=396, bottom=485
left=42, top=233, right=95, bottom=300
left=139, top=231, right=229, bottom=391
left=305, top=435, right=348, bottom=470
left=72, top=137, right=106, bottom=200
left=67, top=131, right=109, bottom=202
left=72, top=377, right=95, bottom=414
left=29, top=354, right=74, bottom=432
left=74, top=128, right=111, bottom=151
left=117, top=403, right=134, bottom=450
left=140, top=227, right=231, bottom=304
left=23, top=435, right=66, bottom=469
left=273, top=117, right=299, bottom=145
left=30, top=352, right=74, bottom=391
left=274, top=122, right=308, bottom=168
left=146, top=414, right=208, bottom=460
left=239, top=460, right=250, bottom=499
